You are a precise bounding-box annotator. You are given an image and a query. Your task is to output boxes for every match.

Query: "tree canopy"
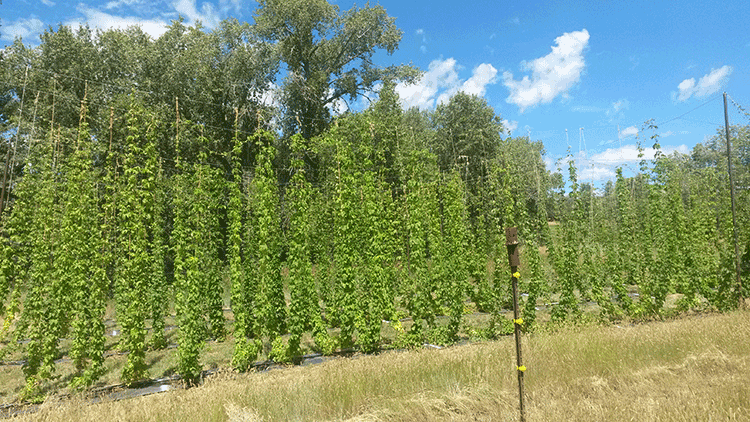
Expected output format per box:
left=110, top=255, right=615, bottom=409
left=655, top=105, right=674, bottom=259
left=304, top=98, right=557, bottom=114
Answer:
left=254, top=0, right=419, bottom=138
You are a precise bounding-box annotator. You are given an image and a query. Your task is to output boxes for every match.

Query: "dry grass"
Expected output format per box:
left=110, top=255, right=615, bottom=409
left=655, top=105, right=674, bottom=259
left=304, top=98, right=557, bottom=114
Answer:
left=11, top=310, right=750, bottom=421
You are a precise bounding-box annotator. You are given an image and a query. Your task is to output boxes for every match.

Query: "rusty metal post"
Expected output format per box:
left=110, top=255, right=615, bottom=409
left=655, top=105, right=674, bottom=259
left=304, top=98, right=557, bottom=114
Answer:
left=505, top=227, right=526, bottom=422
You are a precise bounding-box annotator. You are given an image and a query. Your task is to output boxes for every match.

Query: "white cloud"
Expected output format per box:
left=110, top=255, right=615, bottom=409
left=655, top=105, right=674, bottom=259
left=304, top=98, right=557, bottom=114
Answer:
left=503, top=29, right=590, bottom=112
left=328, top=98, right=348, bottom=116
left=396, top=58, right=458, bottom=110
left=588, top=144, right=689, bottom=165
left=559, top=143, right=691, bottom=183
left=436, top=62, right=498, bottom=104
left=104, top=0, right=143, bottom=9
left=324, top=88, right=349, bottom=116
left=219, top=0, right=242, bottom=13
left=41, top=0, right=56, bottom=6
left=674, top=65, right=732, bottom=102
left=579, top=165, right=615, bottom=182
left=1, top=17, right=45, bottom=43
left=502, top=119, right=519, bottom=135
left=249, top=82, right=280, bottom=110
left=173, top=0, right=221, bottom=29
left=416, top=28, right=427, bottom=54
left=544, top=156, right=554, bottom=172
left=619, top=125, right=638, bottom=139
left=675, top=78, right=696, bottom=102
left=67, top=6, right=169, bottom=39
left=572, top=105, right=601, bottom=113
left=396, top=58, right=498, bottom=110
left=606, top=98, right=629, bottom=119
left=460, top=63, right=498, bottom=97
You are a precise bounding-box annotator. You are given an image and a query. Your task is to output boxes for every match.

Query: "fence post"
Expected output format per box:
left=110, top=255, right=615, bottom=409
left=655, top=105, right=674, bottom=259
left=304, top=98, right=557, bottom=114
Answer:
left=505, top=227, right=526, bottom=422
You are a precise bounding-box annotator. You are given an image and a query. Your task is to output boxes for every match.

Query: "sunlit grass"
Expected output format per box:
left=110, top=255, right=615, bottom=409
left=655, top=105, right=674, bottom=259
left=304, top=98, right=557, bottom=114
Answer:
left=11, top=310, right=750, bottom=421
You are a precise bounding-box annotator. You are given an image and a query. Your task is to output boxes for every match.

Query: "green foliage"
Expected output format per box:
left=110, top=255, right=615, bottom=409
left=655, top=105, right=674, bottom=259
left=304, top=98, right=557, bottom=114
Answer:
left=550, top=151, right=583, bottom=322
left=286, top=134, right=323, bottom=357
left=173, top=125, right=228, bottom=381
left=13, top=127, right=64, bottom=399
left=248, top=130, right=286, bottom=342
left=172, top=171, right=205, bottom=382
left=401, top=148, right=441, bottom=344
left=434, top=171, right=470, bottom=341
left=61, top=101, right=107, bottom=388
left=254, top=0, right=418, bottom=138
left=325, top=125, right=361, bottom=347
left=229, top=115, right=258, bottom=371
left=115, top=98, right=160, bottom=384
left=146, top=166, right=169, bottom=351
left=2, top=5, right=748, bottom=399
left=433, top=92, right=503, bottom=181
left=268, top=336, right=290, bottom=363
left=521, top=239, right=545, bottom=328
left=610, top=168, right=635, bottom=316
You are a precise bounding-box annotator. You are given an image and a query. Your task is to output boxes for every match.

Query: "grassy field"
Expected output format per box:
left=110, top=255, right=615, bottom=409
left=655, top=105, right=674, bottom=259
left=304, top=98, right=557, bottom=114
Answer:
left=9, top=309, right=750, bottom=421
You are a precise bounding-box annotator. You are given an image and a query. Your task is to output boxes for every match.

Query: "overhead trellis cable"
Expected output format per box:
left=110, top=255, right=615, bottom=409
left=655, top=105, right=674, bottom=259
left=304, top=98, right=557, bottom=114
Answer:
left=728, top=94, right=750, bottom=122
left=1, top=65, right=29, bottom=214
left=656, top=94, right=722, bottom=126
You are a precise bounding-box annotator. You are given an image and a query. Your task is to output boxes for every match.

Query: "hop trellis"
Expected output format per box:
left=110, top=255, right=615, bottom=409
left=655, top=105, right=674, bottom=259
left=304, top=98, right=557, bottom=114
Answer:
left=0, top=78, right=746, bottom=401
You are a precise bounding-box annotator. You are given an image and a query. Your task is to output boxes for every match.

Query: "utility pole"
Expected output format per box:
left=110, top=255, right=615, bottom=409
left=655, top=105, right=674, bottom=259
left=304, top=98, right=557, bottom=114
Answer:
left=723, top=92, right=743, bottom=307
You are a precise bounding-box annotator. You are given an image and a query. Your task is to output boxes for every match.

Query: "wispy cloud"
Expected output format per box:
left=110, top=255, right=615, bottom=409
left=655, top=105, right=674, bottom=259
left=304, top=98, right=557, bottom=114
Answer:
left=104, top=0, right=144, bottom=9
left=571, top=105, right=602, bottom=113
left=619, top=125, right=638, bottom=139
left=579, top=165, right=616, bottom=182
left=218, top=0, right=242, bottom=14
left=416, top=28, right=427, bottom=54
left=673, top=65, right=732, bottom=102
left=503, top=29, right=590, bottom=112
left=589, top=144, right=689, bottom=165
left=502, top=119, right=519, bottom=135
left=326, top=88, right=348, bottom=116
left=41, top=0, right=56, bottom=6
left=1, top=17, right=45, bottom=43
left=396, top=58, right=498, bottom=110
left=567, top=143, right=690, bottom=182
left=436, top=63, right=497, bottom=104
left=67, top=6, right=170, bottom=39
left=172, top=0, right=221, bottom=28
left=606, top=99, right=629, bottom=120
left=64, top=0, right=227, bottom=39
left=628, top=55, right=639, bottom=71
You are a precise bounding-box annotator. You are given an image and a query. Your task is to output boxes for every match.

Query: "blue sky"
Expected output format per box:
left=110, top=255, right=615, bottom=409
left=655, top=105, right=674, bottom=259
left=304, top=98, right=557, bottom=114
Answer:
left=2, top=0, right=749, bottom=184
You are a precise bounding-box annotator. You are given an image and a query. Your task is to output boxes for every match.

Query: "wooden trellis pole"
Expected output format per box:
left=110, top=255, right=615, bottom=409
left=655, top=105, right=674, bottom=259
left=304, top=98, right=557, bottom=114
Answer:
left=505, top=227, right=526, bottom=422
